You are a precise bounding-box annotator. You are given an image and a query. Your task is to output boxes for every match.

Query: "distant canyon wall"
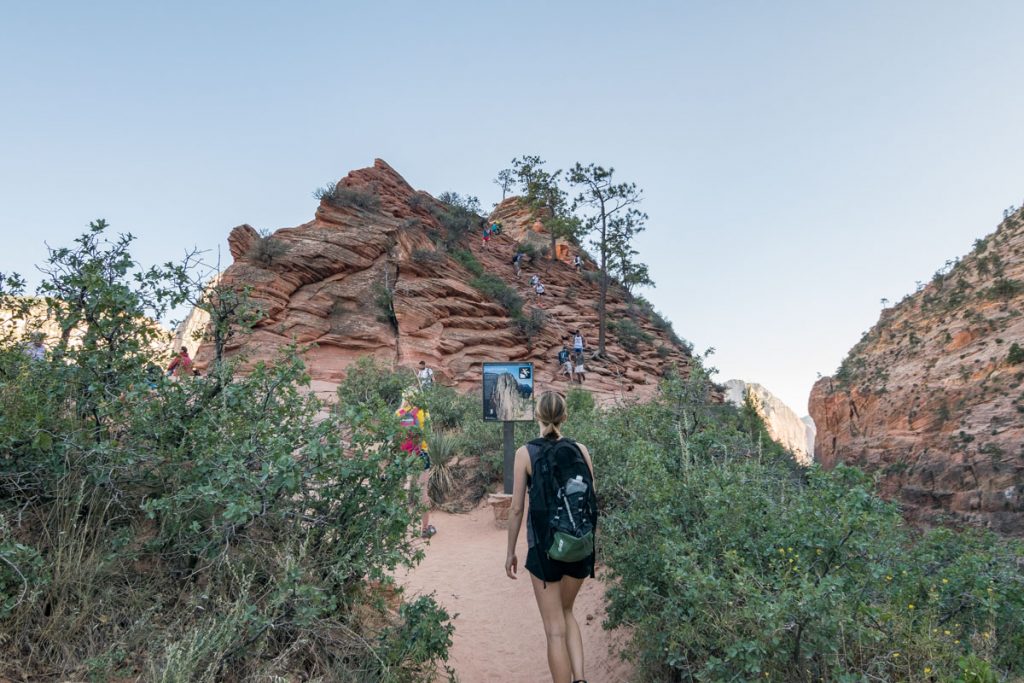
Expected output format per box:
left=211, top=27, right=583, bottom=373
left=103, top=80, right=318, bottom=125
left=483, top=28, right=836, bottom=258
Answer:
left=723, top=379, right=815, bottom=464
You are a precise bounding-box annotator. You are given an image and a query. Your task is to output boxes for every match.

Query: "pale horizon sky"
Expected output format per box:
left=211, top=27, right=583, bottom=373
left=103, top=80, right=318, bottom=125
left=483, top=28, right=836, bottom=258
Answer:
left=2, top=1, right=1023, bottom=414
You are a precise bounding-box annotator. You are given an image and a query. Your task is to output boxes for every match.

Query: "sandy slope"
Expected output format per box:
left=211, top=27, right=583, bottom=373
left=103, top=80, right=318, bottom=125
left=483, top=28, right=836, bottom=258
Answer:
left=398, top=509, right=634, bottom=683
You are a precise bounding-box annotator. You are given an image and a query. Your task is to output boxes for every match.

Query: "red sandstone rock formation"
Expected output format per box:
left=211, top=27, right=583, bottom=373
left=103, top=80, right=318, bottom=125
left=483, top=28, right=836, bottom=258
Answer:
left=192, top=160, right=697, bottom=404
left=809, top=209, right=1024, bottom=534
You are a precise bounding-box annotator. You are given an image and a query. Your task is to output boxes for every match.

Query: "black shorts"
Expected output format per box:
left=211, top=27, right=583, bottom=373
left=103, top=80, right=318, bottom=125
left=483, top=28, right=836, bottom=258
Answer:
left=526, top=546, right=594, bottom=583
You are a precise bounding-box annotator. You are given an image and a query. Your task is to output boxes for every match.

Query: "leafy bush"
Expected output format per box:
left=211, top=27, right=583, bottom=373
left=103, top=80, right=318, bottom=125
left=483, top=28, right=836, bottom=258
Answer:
left=610, top=317, right=652, bottom=353
left=411, top=248, right=446, bottom=266
left=451, top=248, right=484, bottom=277
left=1007, top=342, right=1024, bottom=365
left=337, top=355, right=415, bottom=410
left=560, top=366, right=1024, bottom=682
left=513, top=308, right=546, bottom=345
left=986, top=278, right=1023, bottom=300
left=516, top=241, right=543, bottom=262
left=0, top=224, right=453, bottom=681
left=246, top=230, right=288, bottom=266
left=432, top=198, right=482, bottom=249
left=373, top=279, right=398, bottom=331
left=407, top=194, right=428, bottom=211
left=436, top=191, right=482, bottom=214
left=416, top=383, right=471, bottom=431
left=469, top=273, right=523, bottom=317
left=314, top=181, right=381, bottom=211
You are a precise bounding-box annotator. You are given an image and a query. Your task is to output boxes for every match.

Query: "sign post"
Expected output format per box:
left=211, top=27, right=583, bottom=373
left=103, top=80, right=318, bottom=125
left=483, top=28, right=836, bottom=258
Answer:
left=481, top=362, right=535, bottom=495
left=502, top=421, right=516, bottom=494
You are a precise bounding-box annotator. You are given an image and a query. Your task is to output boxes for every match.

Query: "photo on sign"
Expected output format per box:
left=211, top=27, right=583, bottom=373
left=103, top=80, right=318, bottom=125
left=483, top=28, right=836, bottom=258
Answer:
left=482, top=362, right=535, bottom=422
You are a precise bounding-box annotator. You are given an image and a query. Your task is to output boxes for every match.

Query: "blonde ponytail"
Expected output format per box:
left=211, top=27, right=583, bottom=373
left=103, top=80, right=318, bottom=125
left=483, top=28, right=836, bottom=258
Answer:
left=536, top=391, right=568, bottom=440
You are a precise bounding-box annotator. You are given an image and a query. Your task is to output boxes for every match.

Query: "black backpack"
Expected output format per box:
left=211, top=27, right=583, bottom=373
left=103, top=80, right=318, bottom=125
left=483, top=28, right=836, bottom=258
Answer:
left=528, top=437, right=598, bottom=565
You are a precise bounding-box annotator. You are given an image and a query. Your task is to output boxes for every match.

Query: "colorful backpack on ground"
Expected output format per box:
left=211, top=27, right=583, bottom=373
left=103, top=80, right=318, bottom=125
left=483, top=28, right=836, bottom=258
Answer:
left=528, top=437, right=598, bottom=563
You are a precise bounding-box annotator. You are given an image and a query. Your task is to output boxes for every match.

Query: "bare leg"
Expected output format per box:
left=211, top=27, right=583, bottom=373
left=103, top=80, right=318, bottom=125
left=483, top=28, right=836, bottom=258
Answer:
left=530, top=573, right=571, bottom=683
left=559, top=576, right=586, bottom=681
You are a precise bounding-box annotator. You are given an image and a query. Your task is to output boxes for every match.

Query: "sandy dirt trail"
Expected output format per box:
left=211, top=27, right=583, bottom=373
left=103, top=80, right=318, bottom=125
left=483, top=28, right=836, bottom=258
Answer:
left=398, top=509, right=634, bottom=683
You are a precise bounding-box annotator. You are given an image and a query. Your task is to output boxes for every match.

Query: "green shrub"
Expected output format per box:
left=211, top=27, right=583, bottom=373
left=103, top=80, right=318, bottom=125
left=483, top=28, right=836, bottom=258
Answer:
left=432, top=196, right=482, bottom=249
left=609, top=317, right=652, bottom=353
left=565, top=387, right=595, bottom=420
left=986, top=278, right=1023, bottom=300
left=416, top=384, right=471, bottom=431
left=0, top=224, right=452, bottom=681
left=451, top=248, right=484, bottom=277
left=512, top=308, right=546, bottom=345
left=411, top=248, right=445, bottom=265
left=558, top=365, right=1024, bottom=683
left=436, top=191, right=482, bottom=214
left=337, top=355, right=414, bottom=410
left=1007, top=342, right=1024, bottom=365
left=470, top=273, right=523, bottom=317
left=373, top=279, right=398, bottom=331
left=245, top=231, right=288, bottom=266
left=314, top=181, right=381, bottom=211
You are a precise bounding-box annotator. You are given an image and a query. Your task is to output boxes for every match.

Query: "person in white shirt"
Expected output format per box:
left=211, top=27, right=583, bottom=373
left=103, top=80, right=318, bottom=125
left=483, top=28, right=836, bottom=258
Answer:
left=416, top=360, right=434, bottom=389
left=24, top=333, right=45, bottom=361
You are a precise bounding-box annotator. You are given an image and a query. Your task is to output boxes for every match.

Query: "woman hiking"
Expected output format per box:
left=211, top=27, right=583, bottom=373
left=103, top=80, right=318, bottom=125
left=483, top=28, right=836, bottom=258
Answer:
left=505, top=391, right=596, bottom=683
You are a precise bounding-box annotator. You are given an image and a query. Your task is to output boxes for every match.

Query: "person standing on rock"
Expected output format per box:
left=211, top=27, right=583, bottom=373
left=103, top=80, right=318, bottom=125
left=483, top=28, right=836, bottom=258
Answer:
left=573, top=254, right=583, bottom=273
left=396, top=392, right=436, bottom=539
left=505, top=391, right=596, bottom=683
left=416, top=360, right=434, bottom=389
left=533, top=279, right=546, bottom=307
left=482, top=222, right=492, bottom=249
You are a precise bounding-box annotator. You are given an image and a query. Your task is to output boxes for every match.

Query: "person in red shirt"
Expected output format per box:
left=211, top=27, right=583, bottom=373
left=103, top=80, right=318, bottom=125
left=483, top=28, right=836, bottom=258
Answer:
left=167, top=346, right=193, bottom=377
left=396, top=393, right=436, bottom=538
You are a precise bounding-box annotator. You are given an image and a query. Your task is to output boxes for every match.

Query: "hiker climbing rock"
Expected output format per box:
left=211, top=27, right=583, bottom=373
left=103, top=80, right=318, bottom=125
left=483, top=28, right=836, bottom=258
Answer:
left=573, top=254, right=583, bottom=273
left=572, top=330, right=586, bottom=382
left=511, top=250, right=525, bottom=278
left=558, top=340, right=575, bottom=383
left=505, top=391, right=597, bottom=683
left=482, top=222, right=492, bottom=249
left=397, top=392, right=436, bottom=539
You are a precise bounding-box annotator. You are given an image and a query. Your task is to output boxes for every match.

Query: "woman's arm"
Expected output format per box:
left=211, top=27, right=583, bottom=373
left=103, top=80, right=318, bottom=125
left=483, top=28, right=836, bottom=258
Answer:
left=505, top=446, right=530, bottom=579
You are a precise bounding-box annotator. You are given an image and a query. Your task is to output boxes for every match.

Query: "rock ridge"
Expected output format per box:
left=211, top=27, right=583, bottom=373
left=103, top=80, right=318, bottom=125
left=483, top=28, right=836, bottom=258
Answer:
left=809, top=208, right=1024, bottom=534
left=190, top=160, right=699, bottom=404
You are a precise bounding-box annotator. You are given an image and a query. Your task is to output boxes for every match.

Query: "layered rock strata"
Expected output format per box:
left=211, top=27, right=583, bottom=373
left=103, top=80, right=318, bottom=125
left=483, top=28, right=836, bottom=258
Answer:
left=191, top=160, right=697, bottom=405
left=809, top=209, right=1024, bottom=534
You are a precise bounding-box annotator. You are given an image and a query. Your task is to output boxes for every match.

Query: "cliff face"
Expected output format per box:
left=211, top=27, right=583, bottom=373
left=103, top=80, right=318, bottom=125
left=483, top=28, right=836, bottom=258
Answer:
left=192, top=160, right=698, bottom=403
left=809, top=209, right=1024, bottom=534
left=489, top=372, right=533, bottom=421
left=723, top=379, right=815, bottom=464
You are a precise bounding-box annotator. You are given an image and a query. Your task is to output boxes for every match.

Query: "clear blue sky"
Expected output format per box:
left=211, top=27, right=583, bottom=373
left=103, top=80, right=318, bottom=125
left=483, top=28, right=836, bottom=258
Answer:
left=3, top=1, right=1023, bottom=414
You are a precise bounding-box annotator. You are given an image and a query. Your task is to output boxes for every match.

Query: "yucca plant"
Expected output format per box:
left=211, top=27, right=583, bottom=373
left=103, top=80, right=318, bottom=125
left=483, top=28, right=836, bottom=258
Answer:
left=425, top=430, right=458, bottom=504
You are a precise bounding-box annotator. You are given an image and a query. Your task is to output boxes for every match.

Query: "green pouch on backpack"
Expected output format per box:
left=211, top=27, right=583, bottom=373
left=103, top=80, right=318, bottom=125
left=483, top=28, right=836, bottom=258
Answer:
left=548, top=530, right=594, bottom=563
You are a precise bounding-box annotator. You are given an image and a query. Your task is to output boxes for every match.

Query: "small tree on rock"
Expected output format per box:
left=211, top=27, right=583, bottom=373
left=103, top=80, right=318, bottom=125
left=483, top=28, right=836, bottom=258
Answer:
left=568, top=163, right=650, bottom=356
left=510, top=156, right=582, bottom=265
left=493, top=168, right=514, bottom=202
